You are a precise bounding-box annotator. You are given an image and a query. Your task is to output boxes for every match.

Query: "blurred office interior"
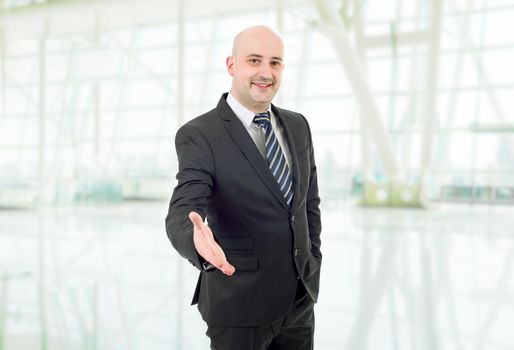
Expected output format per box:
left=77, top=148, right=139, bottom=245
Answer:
left=1, top=0, right=514, bottom=349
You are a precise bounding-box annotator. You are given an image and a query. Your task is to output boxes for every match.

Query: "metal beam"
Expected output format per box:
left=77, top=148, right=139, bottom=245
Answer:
left=352, top=0, right=372, bottom=180
left=362, top=30, right=430, bottom=49
left=313, top=0, right=399, bottom=177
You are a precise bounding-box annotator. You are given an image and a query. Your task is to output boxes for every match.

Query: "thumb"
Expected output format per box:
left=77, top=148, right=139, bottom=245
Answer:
left=189, top=211, right=204, bottom=228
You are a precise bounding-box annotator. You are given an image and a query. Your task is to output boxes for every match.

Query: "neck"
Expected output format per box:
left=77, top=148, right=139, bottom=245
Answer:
left=230, top=91, right=270, bottom=114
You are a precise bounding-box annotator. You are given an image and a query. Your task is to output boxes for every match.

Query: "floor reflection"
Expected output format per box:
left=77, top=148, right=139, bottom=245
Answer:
left=1, top=201, right=514, bottom=349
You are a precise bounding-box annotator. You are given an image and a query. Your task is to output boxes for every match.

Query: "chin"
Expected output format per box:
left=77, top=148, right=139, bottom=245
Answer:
left=250, top=94, right=273, bottom=104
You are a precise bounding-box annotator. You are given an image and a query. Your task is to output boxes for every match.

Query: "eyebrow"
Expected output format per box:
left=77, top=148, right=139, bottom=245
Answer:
left=246, top=54, right=283, bottom=62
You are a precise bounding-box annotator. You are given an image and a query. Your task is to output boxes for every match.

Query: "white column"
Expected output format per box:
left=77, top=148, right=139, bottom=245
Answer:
left=0, top=272, right=6, bottom=350
left=420, top=0, right=442, bottom=183
left=177, top=0, right=185, bottom=127
left=37, top=20, right=49, bottom=350
left=175, top=4, right=186, bottom=349
left=93, top=84, right=100, bottom=157
left=93, top=12, right=101, bottom=157
left=0, top=25, right=5, bottom=119
left=38, top=21, right=49, bottom=205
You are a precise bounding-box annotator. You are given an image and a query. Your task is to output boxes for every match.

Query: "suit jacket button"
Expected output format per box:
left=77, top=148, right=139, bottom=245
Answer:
left=291, top=215, right=295, bottom=223
left=294, top=249, right=298, bottom=257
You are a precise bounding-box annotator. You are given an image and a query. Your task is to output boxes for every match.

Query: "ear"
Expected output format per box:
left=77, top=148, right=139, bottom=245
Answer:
left=226, top=56, right=235, bottom=76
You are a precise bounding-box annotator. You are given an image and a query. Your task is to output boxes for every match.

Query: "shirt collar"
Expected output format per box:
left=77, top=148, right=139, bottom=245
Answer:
left=226, top=91, right=272, bottom=128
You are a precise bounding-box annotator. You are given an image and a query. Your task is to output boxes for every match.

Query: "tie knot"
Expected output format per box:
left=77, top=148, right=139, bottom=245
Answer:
left=253, top=112, right=271, bottom=127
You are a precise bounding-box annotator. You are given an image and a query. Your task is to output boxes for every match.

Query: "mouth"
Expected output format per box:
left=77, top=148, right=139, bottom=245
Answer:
left=252, top=82, right=273, bottom=89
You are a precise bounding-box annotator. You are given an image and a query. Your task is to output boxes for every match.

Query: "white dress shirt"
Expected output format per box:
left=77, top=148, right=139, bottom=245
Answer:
left=226, top=92, right=292, bottom=169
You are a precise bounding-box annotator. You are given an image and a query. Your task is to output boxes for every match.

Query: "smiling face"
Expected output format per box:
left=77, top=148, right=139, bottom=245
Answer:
left=226, top=26, right=284, bottom=113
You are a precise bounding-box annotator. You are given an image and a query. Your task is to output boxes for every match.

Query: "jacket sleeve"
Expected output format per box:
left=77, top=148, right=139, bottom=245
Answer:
left=165, top=123, right=215, bottom=270
left=303, top=116, right=322, bottom=264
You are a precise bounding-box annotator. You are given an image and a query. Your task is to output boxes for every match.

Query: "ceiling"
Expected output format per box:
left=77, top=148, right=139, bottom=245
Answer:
left=0, top=0, right=314, bottom=40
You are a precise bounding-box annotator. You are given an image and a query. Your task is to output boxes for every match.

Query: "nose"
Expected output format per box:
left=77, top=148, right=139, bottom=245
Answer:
left=258, top=66, right=273, bottom=80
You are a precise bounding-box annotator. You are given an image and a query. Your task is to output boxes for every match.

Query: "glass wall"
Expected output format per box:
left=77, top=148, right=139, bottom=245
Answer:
left=2, top=1, right=513, bottom=207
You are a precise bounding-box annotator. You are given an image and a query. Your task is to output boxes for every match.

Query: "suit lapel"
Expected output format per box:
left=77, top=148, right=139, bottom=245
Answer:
left=216, top=94, right=290, bottom=210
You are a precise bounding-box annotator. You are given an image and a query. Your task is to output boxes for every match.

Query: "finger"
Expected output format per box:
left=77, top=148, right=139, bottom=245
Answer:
left=219, top=260, right=236, bottom=276
left=193, top=233, right=213, bottom=259
left=210, top=246, right=235, bottom=276
left=193, top=230, right=219, bottom=264
left=189, top=211, right=204, bottom=228
left=197, top=245, right=235, bottom=276
left=196, top=237, right=234, bottom=276
left=193, top=227, right=226, bottom=269
left=189, top=212, right=234, bottom=276
left=189, top=212, right=216, bottom=243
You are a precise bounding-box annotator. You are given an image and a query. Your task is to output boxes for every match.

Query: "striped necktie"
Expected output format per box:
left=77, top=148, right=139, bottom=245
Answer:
left=253, top=112, right=294, bottom=207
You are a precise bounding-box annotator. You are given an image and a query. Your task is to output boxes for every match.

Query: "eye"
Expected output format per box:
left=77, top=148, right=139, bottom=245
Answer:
left=249, top=58, right=260, bottom=64
left=271, top=61, right=282, bottom=66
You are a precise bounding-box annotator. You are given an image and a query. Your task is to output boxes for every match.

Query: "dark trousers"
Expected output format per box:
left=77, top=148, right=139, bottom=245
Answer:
left=206, top=281, right=315, bottom=350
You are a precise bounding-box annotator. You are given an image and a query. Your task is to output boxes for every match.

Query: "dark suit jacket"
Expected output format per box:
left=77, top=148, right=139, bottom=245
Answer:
left=165, top=93, right=321, bottom=327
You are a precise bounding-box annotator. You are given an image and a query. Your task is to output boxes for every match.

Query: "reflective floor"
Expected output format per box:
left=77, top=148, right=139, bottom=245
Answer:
left=1, top=201, right=514, bottom=349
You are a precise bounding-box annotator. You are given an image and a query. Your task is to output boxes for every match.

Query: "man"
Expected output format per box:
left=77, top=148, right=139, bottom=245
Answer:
left=165, top=25, right=322, bottom=349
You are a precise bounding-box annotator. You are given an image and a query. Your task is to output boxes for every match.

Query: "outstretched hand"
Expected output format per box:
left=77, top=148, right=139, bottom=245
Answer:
left=189, top=212, right=235, bottom=276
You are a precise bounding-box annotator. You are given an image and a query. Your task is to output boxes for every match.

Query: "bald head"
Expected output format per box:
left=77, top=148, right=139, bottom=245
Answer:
left=231, top=25, right=284, bottom=57
left=226, top=25, right=285, bottom=113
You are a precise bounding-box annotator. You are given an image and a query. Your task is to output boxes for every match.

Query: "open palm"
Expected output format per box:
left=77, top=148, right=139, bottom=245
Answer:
left=189, top=212, right=235, bottom=276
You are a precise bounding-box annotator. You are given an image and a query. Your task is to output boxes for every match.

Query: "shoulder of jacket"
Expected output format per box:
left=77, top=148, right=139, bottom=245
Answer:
left=275, top=106, right=302, bottom=118
left=179, top=108, right=219, bottom=130
left=274, top=106, right=310, bottom=127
